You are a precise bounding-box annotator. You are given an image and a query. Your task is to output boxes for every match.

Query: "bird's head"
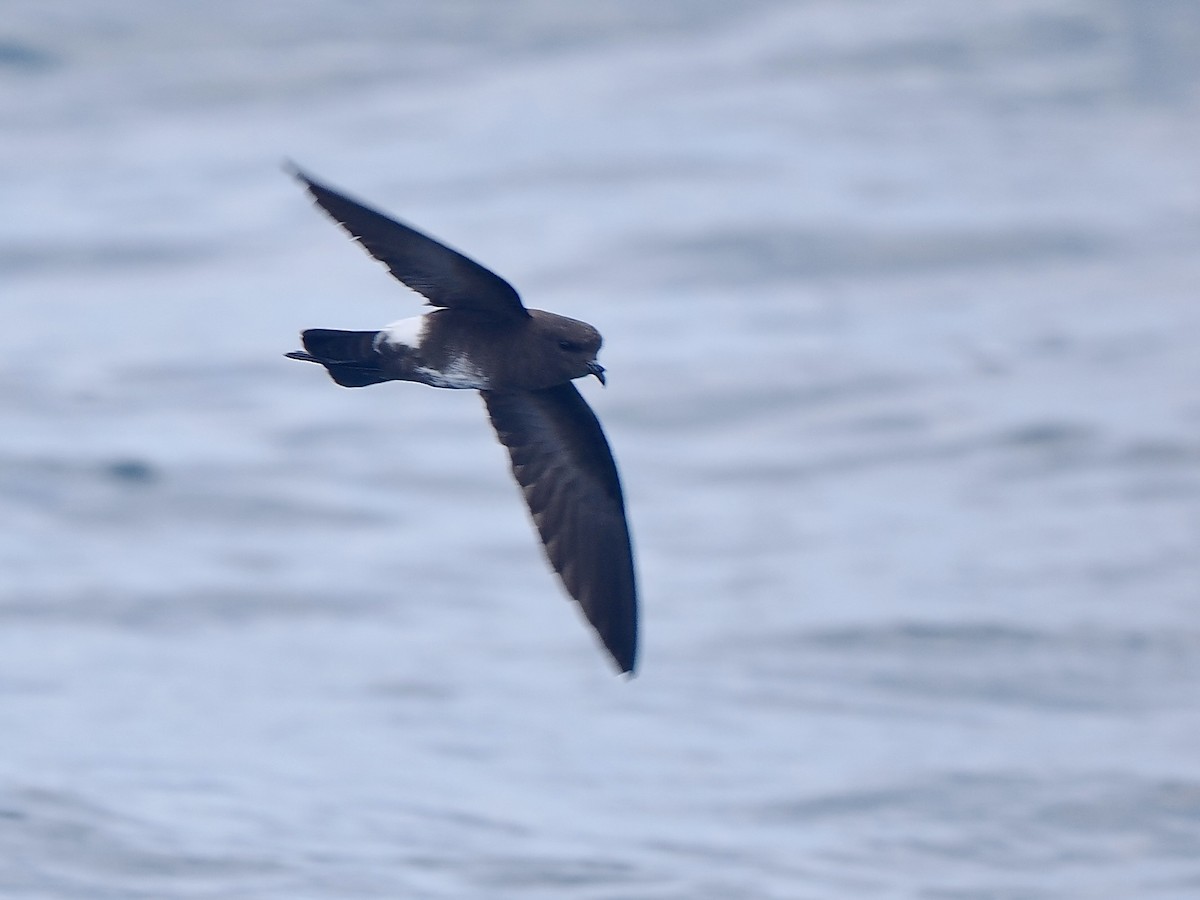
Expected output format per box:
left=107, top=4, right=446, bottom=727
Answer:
left=528, top=310, right=606, bottom=387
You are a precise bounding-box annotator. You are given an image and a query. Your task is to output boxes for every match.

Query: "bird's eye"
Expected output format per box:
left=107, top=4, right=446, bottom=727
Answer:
left=558, top=339, right=581, bottom=352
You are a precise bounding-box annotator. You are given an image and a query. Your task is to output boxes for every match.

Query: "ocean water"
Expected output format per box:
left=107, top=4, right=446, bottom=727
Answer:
left=3, top=1, right=1200, bottom=897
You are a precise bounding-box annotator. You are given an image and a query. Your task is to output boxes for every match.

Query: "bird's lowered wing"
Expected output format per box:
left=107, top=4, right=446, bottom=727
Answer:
left=482, top=383, right=638, bottom=673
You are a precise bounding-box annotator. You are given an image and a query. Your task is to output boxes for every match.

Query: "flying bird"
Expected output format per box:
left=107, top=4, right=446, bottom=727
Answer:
left=284, top=166, right=638, bottom=674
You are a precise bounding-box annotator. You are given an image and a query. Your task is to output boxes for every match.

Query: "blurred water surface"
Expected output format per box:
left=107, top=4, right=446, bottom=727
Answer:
left=2, top=1, right=1200, bottom=897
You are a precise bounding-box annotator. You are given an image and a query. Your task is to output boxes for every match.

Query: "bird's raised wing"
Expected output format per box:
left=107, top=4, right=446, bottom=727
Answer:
left=482, top=383, right=638, bottom=673
left=290, top=165, right=527, bottom=319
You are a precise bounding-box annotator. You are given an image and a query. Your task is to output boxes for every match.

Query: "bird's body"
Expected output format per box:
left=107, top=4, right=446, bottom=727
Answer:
left=295, top=307, right=605, bottom=392
left=284, top=167, right=638, bottom=674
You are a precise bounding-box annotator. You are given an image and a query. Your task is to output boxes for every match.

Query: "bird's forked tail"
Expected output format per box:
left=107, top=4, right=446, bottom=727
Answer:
left=285, top=329, right=388, bottom=388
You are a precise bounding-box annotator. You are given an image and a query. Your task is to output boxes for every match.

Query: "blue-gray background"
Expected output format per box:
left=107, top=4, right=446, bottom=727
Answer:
left=3, top=2, right=1199, bottom=897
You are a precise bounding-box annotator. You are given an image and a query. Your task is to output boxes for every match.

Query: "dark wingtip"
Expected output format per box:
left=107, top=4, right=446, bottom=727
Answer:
left=282, top=159, right=318, bottom=191
left=606, top=635, right=637, bottom=676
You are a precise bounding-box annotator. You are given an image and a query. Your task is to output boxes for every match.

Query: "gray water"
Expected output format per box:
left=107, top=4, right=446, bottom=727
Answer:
left=3, top=1, right=1200, bottom=897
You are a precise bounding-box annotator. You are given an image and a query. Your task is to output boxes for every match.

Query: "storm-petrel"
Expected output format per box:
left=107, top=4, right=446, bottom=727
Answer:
left=284, top=167, right=637, bottom=674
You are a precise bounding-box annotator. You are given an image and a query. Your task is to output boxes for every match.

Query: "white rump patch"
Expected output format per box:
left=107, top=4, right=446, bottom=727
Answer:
left=375, top=315, right=428, bottom=351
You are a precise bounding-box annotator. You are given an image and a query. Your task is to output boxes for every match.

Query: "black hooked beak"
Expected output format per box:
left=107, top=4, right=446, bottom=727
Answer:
left=587, top=361, right=607, bottom=386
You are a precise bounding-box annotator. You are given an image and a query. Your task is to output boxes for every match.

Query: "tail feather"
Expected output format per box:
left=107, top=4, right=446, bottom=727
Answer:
left=287, top=329, right=389, bottom=388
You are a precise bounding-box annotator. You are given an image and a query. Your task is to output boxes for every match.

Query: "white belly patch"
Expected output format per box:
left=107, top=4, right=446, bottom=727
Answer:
left=416, top=355, right=490, bottom=390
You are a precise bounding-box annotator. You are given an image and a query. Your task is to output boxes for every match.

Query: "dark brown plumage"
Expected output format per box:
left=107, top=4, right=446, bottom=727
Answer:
left=285, top=166, right=638, bottom=674
left=484, top=384, right=637, bottom=673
